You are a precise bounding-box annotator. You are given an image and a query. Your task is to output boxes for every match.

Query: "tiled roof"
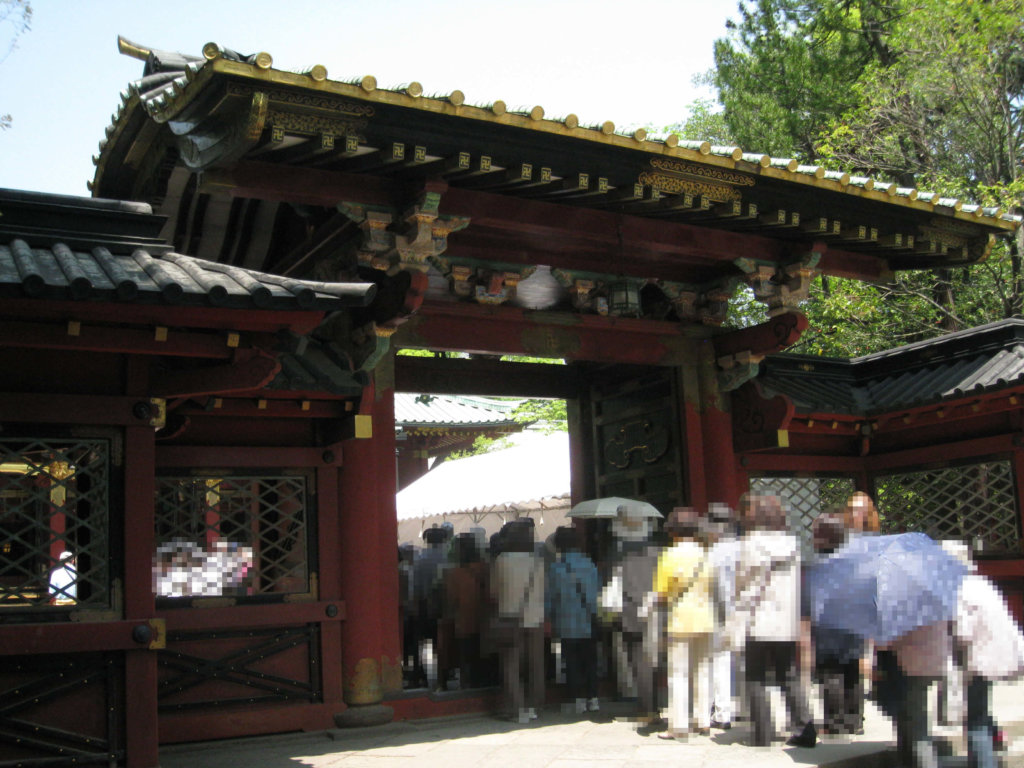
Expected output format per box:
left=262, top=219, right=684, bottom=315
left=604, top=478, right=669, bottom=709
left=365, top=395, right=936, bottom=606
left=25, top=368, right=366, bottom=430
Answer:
left=758, top=319, right=1024, bottom=415
left=0, top=189, right=376, bottom=312
left=395, top=392, right=519, bottom=428
left=100, top=38, right=1020, bottom=234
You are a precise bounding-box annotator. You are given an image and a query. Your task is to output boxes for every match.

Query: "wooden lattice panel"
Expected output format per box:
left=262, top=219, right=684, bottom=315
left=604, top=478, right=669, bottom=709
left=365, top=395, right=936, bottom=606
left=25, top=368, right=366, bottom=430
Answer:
left=154, top=475, right=310, bottom=598
left=0, top=438, right=110, bottom=610
left=873, top=461, right=1021, bottom=553
left=749, top=475, right=856, bottom=553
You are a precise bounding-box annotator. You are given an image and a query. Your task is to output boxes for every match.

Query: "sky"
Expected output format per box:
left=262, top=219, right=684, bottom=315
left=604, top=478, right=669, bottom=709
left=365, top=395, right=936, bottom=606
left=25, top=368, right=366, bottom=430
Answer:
left=0, top=0, right=736, bottom=197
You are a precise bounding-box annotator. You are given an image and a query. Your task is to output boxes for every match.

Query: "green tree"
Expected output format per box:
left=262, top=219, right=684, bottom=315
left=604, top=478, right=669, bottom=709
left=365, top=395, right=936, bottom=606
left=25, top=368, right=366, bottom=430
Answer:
left=708, top=0, right=1023, bottom=354
left=0, top=0, right=31, bottom=131
left=711, top=0, right=889, bottom=159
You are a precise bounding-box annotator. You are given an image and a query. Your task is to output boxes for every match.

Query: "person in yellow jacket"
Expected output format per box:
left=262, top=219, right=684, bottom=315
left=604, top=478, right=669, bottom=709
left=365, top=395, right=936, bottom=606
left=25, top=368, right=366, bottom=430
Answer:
left=653, top=507, right=714, bottom=739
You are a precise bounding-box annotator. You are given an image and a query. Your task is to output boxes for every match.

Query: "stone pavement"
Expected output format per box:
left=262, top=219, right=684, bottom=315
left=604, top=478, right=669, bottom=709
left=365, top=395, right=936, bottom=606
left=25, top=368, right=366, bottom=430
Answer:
left=159, top=680, right=1024, bottom=768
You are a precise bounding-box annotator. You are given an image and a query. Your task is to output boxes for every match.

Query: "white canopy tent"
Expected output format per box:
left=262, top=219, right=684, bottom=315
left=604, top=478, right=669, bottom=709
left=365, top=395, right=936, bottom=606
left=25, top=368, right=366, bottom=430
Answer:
left=395, top=430, right=571, bottom=545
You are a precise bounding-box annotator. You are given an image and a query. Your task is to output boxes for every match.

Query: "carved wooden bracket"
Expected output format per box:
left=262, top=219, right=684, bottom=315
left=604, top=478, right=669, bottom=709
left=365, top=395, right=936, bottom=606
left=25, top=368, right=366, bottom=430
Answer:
left=734, top=252, right=821, bottom=316
left=657, top=279, right=736, bottom=326
left=433, top=258, right=535, bottom=305
left=551, top=270, right=608, bottom=314
left=337, top=186, right=470, bottom=275
left=717, top=350, right=765, bottom=392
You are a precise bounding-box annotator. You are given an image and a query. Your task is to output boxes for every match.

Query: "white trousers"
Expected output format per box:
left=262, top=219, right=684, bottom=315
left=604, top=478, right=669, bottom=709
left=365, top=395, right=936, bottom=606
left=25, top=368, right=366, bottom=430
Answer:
left=667, top=633, right=711, bottom=732
left=711, top=647, right=733, bottom=723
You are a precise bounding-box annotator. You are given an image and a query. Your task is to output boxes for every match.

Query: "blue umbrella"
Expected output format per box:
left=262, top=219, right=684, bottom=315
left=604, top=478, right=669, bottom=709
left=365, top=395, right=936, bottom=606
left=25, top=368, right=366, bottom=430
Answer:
left=806, top=532, right=968, bottom=645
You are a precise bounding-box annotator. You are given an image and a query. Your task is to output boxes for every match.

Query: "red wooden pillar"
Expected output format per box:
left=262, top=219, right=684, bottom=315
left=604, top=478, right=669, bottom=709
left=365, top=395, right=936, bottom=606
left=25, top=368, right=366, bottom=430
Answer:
left=335, top=376, right=402, bottom=726
left=124, top=423, right=158, bottom=768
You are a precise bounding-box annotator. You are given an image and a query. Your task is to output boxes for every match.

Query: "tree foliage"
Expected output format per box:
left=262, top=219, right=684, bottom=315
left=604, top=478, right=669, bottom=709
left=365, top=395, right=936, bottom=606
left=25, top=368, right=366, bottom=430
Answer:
left=0, top=0, right=31, bottom=131
left=706, top=0, right=1024, bottom=355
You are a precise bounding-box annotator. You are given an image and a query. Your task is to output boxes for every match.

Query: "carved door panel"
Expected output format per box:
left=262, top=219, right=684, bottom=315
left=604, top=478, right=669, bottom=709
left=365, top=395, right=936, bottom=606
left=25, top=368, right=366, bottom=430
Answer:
left=589, top=367, right=685, bottom=515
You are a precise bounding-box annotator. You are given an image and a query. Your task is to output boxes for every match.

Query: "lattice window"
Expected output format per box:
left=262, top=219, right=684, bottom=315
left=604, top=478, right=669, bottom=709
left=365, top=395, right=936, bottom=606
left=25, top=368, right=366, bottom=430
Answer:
left=872, top=460, right=1020, bottom=553
left=749, top=475, right=856, bottom=553
left=0, top=437, right=110, bottom=610
left=154, top=474, right=310, bottom=599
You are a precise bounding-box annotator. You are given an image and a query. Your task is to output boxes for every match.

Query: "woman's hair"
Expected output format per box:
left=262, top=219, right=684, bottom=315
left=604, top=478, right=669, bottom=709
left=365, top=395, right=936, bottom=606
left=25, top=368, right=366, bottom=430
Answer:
left=812, top=512, right=848, bottom=553
left=842, top=491, right=880, bottom=533
left=750, top=494, right=789, bottom=532
left=664, top=507, right=701, bottom=539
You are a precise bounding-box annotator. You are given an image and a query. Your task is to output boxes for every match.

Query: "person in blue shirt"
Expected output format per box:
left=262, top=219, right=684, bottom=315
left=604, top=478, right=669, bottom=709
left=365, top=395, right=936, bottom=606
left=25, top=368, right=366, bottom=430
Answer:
left=546, top=526, right=600, bottom=714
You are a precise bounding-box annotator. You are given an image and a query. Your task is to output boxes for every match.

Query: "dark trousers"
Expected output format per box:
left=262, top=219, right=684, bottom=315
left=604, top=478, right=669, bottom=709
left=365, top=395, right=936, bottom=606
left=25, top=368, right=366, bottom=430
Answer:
left=966, top=676, right=996, bottom=768
left=623, top=631, right=658, bottom=717
left=562, top=637, right=598, bottom=700
left=745, top=639, right=815, bottom=746
left=896, top=676, right=939, bottom=768
left=818, top=658, right=863, bottom=734
left=500, top=624, right=545, bottom=715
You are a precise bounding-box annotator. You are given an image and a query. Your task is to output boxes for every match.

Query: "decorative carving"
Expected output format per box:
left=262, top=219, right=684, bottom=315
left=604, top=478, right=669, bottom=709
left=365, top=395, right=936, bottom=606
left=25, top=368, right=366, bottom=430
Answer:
left=658, top=279, right=737, bottom=326
left=267, top=108, right=367, bottom=140
left=734, top=255, right=820, bottom=316
left=552, top=269, right=608, bottom=313
left=717, top=350, right=764, bottom=392
left=226, top=81, right=375, bottom=117
left=731, top=381, right=796, bottom=453
left=649, top=157, right=755, bottom=187
left=638, top=171, right=740, bottom=202
left=604, top=419, right=670, bottom=470
left=337, top=194, right=469, bottom=275
left=433, top=258, right=534, bottom=305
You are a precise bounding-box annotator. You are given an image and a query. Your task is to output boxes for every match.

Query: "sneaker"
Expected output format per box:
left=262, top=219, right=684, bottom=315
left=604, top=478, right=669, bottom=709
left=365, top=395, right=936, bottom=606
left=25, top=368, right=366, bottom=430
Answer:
left=710, top=719, right=732, bottom=730
left=574, top=698, right=588, bottom=714
left=587, top=697, right=600, bottom=712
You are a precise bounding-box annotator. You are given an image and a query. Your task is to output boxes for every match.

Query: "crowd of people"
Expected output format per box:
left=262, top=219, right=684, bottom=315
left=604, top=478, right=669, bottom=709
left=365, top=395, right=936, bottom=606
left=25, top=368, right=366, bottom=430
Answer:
left=399, top=492, right=1024, bottom=768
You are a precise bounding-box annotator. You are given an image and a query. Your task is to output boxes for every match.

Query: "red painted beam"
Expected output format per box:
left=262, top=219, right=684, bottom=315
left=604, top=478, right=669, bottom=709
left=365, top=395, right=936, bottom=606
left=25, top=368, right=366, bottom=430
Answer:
left=713, top=311, right=808, bottom=358
left=0, top=318, right=236, bottom=359
left=157, top=445, right=341, bottom=467
left=157, top=601, right=345, bottom=631
left=173, top=397, right=349, bottom=419
left=739, top=452, right=868, bottom=473
left=864, top=433, right=1017, bottom=472
left=0, top=392, right=160, bottom=427
left=1, top=297, right=328, bottom=335
left=441, top=186, right=789, bottom=267
left=0, top=620, right=157, bottom=655
left=153, top=354, right=282, bottom=398
left=396, top=300, right=697, bottom=365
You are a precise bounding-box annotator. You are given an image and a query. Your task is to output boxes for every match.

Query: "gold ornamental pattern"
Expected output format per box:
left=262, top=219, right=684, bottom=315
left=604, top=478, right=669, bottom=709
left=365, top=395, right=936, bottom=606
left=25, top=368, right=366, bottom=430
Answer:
left=638, top=172, right=740, bottom=202
left=226, top=82, right=375, bottom=117
left=649, top=157, right=755, bottom=187
left=267, top=109, right=368, bottom=139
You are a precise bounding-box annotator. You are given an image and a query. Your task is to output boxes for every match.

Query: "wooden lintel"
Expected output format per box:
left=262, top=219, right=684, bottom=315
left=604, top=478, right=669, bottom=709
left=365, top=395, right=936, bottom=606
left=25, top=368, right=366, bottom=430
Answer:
left=0, top=297, right=328, bottom=336
left=395, top=355, right=582, bottom=398
left=0, top=318, right=235, bottom=359
left=440, top=185, right=788, bottom=267
left=0, top=392, right=157, bottom=427
left=0, top=619, right=161, bottom=655
left=157, top=444, right=338, bottom=467
left=175, top=397, right=345, bottom=419
left=393, top=300, right=697, bottom=366
left=152, top=355, right=282, bottom=398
